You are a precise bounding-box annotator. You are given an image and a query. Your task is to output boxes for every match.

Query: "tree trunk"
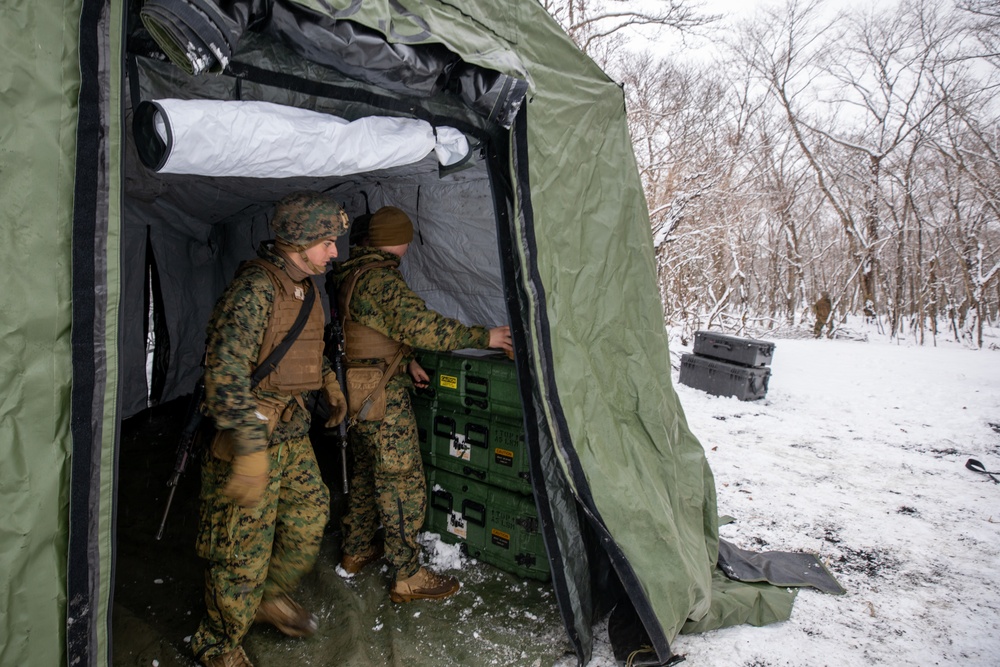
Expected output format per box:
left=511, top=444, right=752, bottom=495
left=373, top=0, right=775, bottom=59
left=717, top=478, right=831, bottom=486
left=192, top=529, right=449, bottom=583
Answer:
left=860, top=154, right=881, bottom=320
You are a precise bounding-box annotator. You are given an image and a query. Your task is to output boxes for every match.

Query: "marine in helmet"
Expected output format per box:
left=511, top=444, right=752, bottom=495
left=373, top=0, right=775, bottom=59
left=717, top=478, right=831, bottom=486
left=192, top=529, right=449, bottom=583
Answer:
left=191, top=191, right=349, bottom=667
left=332, top=205, right=512, bottom=603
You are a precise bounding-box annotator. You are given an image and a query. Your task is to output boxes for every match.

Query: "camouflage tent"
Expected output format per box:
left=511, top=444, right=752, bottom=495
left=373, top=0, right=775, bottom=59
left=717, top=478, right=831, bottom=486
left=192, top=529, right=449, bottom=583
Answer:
left=0, top=1, right=786, bottom=665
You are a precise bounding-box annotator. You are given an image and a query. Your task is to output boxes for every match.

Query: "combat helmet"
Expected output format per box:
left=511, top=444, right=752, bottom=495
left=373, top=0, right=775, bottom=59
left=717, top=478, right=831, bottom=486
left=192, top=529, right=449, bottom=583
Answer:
left=271, top=191, right=349, bottom=248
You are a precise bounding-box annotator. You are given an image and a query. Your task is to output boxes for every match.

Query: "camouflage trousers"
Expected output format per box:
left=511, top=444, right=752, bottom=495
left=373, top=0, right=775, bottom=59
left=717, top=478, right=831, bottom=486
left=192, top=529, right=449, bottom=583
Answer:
left=191, top=434, right=330, bottom=661
left=342, top=381, right=426, bottom=581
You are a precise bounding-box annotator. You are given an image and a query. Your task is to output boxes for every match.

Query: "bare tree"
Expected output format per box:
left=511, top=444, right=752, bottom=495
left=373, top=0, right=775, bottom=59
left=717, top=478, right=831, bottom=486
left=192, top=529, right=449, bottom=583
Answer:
left=929, top=98, right=1000, bottom=346
left=736, top=0, right=949, bottom=323
left=542, top=0, right=1000, bottom=344
left=540, top=0, right=717, bottom=59
left=957, top=0, right=1000, bottom=69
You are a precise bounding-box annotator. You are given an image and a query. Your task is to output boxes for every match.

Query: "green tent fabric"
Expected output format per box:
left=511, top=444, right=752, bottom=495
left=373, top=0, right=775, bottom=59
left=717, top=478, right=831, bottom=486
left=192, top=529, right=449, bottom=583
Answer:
left=681, top=571, right=797, bottom=635
left=0, top=17, right=66, bottom=667
left=0, top=1, right=810, bottom=665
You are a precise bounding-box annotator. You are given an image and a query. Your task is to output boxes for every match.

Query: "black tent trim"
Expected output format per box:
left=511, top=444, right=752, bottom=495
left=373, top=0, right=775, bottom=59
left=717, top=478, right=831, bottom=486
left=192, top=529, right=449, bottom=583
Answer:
left=69, top=0, right=110, bottom=664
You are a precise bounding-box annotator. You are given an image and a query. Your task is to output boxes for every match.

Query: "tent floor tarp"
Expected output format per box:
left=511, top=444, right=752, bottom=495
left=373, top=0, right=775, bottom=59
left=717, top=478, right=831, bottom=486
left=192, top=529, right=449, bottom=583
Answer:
left=114, top=399, right=575, bottom=666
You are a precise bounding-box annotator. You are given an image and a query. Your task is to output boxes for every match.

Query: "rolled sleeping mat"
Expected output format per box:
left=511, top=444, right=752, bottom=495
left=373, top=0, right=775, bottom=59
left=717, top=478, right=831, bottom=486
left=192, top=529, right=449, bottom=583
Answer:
left=133, top=98, right=471, bottom=178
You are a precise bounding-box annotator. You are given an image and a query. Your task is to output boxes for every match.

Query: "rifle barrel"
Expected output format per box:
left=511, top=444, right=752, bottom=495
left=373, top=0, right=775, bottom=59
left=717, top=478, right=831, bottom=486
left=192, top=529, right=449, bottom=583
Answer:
left=155, top=484, right=178, bottom=541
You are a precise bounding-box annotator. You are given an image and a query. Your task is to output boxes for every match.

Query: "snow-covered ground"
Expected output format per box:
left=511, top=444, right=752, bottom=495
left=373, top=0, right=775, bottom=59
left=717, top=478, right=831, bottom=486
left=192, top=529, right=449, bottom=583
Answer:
left=569, top=328, right=1000, bottom=666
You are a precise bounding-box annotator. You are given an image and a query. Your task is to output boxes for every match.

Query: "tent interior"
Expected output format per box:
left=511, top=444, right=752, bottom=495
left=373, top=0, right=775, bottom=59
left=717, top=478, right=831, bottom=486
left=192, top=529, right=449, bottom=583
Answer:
left=122, top=49, right=516, bottom=419
left=115, top=5, right=615, bottom=666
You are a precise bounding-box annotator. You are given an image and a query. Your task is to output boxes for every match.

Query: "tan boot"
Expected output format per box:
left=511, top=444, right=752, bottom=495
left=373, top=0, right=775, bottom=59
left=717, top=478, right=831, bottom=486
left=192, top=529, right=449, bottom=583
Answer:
left=201, top=645, right=254, bottom=667
left=390, top=566, right=460, bottom=603
left=254, top=594, right=318, bottom=637
left=340, top=542, right=385, bottom=575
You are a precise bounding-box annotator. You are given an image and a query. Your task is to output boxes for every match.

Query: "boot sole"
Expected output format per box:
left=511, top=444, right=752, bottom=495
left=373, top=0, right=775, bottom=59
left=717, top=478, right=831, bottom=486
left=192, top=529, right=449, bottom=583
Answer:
left=389, top=585, right=460, bottom=603
left=340, top=546, right=386, bottom=575
left=340, top=553, right=384, bottom=575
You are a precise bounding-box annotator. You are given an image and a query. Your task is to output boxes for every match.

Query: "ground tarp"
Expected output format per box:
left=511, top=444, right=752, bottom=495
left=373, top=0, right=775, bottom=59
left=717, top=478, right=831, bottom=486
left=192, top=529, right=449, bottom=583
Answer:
left=114, top=400, right=575, bottom=667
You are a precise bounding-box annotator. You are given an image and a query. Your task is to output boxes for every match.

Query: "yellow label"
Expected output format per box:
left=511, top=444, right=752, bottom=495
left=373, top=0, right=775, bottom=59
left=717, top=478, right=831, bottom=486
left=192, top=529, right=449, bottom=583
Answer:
left=439, top=374, right=458, bottom=390
left=491, top=528, right=511, bottom=541
left=495, top=448, right=514, bottom=458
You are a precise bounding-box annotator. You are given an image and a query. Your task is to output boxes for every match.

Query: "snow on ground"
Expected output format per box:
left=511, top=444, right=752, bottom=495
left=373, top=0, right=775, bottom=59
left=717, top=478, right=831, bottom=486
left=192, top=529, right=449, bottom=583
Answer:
left=573, top=328, right=1000, bottom=667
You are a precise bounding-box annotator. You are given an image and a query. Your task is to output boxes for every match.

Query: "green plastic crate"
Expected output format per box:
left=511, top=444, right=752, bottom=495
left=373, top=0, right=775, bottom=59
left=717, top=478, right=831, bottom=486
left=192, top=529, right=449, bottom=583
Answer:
left=415, top=403, right=531, bottom=495
left=414, top=349, right=467, bottom=408
left=414, top=349, right=522, bottom=419
left=483, top=415, right=531, bottom=494
left=463, top=354, right=521, bottom=419
left=425, top=466, right=549, bottom=581
left=424, top=408, right=492, bottom=481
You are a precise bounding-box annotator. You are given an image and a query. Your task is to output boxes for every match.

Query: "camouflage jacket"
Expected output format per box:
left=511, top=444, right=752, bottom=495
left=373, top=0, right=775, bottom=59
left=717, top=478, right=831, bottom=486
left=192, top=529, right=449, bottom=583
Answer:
left=204, top=241, right=333, bottom=455
left=331, top=248, right=491, bottom=379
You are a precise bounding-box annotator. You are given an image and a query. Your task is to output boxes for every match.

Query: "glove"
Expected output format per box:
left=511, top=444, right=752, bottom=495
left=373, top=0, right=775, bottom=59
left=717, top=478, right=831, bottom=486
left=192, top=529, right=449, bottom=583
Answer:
left=223, top=449, right=269, bottom=507
left=323, top=376, right=348, bottom=427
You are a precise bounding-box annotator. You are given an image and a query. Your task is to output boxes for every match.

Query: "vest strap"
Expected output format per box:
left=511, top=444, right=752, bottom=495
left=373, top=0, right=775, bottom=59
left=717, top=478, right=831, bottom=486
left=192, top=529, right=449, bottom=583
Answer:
left=251, top=281, right=315, bottom=389
left=242, top=257, right=322, bottom=391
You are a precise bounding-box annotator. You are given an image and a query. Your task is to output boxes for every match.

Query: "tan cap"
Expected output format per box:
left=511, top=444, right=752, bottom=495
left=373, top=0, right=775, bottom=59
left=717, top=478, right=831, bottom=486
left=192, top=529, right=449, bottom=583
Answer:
left=368, top=206, right=413, bottom=246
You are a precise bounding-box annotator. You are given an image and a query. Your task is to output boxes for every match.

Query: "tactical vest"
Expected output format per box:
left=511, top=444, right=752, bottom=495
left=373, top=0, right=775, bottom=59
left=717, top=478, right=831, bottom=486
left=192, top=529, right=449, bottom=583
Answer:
left=339, top=255, right=411, bottom=365
left=245, top=258, right=325, bottom=394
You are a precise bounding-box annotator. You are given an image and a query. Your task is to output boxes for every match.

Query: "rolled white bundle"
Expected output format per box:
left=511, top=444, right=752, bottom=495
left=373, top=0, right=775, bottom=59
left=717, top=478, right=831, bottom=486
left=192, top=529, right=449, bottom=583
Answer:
left=134, top=98, right=469, bottom=178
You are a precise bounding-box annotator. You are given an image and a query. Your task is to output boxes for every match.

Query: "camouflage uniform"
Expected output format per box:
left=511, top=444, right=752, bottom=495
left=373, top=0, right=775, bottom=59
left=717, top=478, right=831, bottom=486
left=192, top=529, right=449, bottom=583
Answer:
left=332, top=248, right=491, bottom=580
left=814, top=292, right=832, bottom=338
left=192, top=192, right=348, bottom=663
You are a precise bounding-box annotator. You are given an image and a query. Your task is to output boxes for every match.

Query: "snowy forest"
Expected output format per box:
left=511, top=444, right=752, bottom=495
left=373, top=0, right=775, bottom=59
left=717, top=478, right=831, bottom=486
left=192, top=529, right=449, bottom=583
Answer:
left=541, top=0, right=1000, bottom=348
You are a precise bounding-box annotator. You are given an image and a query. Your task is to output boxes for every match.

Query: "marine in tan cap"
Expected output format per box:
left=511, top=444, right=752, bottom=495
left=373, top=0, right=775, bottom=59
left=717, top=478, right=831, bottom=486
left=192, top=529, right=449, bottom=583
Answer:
left=332, top=205, right=511, bottom=602
left=191, top=191, right=349, bottom=667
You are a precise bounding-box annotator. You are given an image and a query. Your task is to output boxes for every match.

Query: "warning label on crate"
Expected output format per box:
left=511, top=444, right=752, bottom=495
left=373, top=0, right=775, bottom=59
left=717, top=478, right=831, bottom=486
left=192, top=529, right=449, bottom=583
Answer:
left=450, top=433, right=471, bottom=460
left=438, top=374, right=458, bottom=390
left=448, top=511, right=467, bottom=540
left=491, top=528, right=511, bottom=549
left=494, top=448, right=514, bottom=467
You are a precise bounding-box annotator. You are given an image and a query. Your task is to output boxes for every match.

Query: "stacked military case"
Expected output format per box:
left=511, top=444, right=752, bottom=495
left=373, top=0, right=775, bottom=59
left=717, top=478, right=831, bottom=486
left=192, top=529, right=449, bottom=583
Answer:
left=412, top=349, right=549, bottom=581
left=678, top=331, right=775, bottom=401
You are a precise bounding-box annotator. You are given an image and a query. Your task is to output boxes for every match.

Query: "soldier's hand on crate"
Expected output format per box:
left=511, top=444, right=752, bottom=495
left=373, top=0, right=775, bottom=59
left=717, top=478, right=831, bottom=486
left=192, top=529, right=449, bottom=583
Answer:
left=409, top=360, right=430, bottom=389
left=489, top=326, right=513, bottom=355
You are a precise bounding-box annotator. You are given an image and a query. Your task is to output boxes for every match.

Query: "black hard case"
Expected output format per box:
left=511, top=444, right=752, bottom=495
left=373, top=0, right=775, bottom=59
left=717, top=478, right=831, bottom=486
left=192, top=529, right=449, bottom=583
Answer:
left=679, top=353, right=770, bottom=401
left=692, top=331, right=775, bottom=367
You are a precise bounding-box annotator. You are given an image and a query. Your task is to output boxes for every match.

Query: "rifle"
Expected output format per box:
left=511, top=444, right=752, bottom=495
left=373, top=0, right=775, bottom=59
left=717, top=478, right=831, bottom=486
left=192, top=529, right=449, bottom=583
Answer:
left=326, top=316, right=350, bottom=495
left=155, top=378, right=206, bottom=540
